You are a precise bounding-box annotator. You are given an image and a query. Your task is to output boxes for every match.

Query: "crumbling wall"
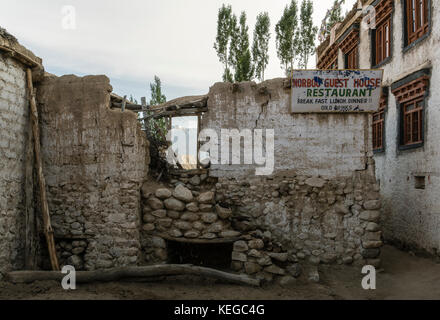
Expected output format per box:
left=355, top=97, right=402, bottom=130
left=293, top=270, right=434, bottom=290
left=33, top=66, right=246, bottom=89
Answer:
left=37, top=75, right=149, bottom=270
left=0, top=54, right=29, bottom=277
left=199, top=79, right=382, bottom=268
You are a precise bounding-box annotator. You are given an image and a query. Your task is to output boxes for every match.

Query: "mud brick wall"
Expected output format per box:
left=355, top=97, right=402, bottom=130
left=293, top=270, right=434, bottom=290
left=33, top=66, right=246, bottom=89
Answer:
left=0, top=54, right=30, bottom=277
left=37, top=75, right=149, bottom=270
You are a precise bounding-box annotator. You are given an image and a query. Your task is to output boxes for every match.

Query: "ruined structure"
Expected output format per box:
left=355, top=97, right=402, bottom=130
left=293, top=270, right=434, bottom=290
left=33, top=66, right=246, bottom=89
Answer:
left=317, top=0, right=439, bottom=256
left=0, top=26, right=382, bottom=284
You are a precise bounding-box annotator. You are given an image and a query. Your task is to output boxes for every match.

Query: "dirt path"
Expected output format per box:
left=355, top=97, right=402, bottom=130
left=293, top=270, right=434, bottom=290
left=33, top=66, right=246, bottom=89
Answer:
left=1, top=245, right=439, bottom=300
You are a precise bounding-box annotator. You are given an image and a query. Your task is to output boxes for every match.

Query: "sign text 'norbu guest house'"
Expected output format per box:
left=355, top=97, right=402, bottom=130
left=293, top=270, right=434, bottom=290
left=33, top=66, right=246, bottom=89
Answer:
left=291, top=70, right=383, bottom=113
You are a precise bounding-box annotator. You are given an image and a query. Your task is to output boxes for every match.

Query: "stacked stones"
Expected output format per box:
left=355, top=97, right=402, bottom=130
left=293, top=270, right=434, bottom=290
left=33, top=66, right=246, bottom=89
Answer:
left=56, top=240, right=88, bottom=270
left=231, top=235, right=302, bottom=284
left=141, top=183, right=241, bottom=241
left=215, top=170, right=383, bottom=268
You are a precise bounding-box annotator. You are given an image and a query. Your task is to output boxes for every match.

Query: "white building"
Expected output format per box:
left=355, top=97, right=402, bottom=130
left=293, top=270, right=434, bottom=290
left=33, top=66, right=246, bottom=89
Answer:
left=317, top=0, right=439, bottom=256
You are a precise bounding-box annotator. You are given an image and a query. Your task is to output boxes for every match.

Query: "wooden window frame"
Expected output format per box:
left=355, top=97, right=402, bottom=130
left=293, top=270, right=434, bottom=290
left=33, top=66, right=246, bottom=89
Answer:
left=374, top=18, right=391, bottom=66
left=392, top=69, right=430, bottom=151
left=402, top=98, right=424, bottom=146
left=404, top=0, right=430, bottom=48
left=345, top=47, right=358, bottom=69
left=371, top=0, right=393, bottom=68
left=372, top=93, right=387, bottom=152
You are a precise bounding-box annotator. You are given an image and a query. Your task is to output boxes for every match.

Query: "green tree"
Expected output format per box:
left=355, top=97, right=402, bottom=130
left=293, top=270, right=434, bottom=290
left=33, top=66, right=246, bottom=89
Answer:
left=252, top=12, right=271, bottom=81
left=149, top=75, right=166, bottom=106
left=146, top=76, right=167, bottom=139
left=298, top=0, right=318, bottom=69
left=230, top=11, right=253, bottom=82
left=326, top=0, right=345, bottom=36
left=275, top=0, right=299, bottom=76
left=214, top=4, right=234, bottom=82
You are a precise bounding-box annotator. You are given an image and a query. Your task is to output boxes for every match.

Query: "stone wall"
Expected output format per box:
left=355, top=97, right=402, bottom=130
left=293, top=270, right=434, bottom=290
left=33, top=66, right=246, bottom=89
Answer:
left=196, top=79, right=383, bottom=269
left=36, top=74, right=149, bottom=270
left=0, top=53, right=29, bottom=277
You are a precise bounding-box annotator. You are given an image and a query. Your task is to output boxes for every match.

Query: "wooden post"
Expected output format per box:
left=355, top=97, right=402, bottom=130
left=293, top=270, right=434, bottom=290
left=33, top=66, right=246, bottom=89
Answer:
left=24, top=116, right=37, bottom=269
left=26, top=68, right=60, bottom=271
left=121, top=95, right=127, bottom=112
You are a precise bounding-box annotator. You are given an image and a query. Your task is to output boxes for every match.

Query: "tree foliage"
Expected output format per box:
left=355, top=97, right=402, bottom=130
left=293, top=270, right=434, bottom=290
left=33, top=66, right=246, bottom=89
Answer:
left=146, top=76, right=167, bottom=140
left=230, top=12, right=254, bottom=82
left=252, top=12, right=271, bottom=81
left=214, top=4, right=234, bottom=82
left=326, top=0, right=345, bottom=36
left=298, top=0, right=318, bottom=69
left=275, top=0, right=299, bottom=76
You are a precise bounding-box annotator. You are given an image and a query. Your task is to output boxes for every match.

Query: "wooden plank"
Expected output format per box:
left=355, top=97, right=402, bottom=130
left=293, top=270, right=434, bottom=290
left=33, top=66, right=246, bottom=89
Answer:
left=24, top=116, right=37, bottom=270
left=7, top=265, right=260, bottom=287
left=121, top=95, right=127, bottom=112
left=26, top=68, right=60, bottom=271
left=157, top=233, right=240, bottom=244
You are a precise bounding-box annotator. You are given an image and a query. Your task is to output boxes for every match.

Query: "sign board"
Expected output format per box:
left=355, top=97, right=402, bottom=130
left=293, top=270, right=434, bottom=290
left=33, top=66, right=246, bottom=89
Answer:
left=291, top=70, right=384, bottom=113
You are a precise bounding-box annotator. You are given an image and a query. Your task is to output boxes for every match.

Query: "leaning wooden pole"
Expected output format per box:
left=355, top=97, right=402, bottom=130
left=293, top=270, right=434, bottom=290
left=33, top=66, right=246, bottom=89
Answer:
left=26, top=69, right=60, bottom=271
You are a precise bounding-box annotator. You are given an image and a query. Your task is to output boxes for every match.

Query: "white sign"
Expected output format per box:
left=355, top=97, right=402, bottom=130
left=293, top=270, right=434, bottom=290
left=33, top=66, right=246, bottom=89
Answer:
left=291, top=70, right=384, bottom=113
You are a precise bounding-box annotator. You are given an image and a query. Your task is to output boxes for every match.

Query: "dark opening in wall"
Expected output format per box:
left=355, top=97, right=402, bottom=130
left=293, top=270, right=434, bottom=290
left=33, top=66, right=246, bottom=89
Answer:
left=166, top=240, right=233, bottom=270
left=414, top=176, right=426, bottom=190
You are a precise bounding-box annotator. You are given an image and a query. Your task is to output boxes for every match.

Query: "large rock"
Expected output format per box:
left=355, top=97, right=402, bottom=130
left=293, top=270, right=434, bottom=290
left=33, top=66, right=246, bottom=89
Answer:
left=173, top=184, right=194, bottom=203
left=186, top=202, right=199, bottom=212
left=147, top=197, right=164, bottom=210
left=233, top=241, right=248, bottom=252
left=220, top=230, right=241, bottom=238
left=244, top=262, right=262, bottom=275
left=232, top=252, right=247, bottom=262
left=216, top=204, right=232, bottom=219
left=199, top=204, right=213, bottom=212
left=184, top=230, right=200, bottom=238
left=198, top=191, right=215, bottom=204
left=151, top=209, right=167, bottom=218
left=164, top=198, right=186, bottom=211
left=265, top=265, right=285, bottom=275
left=257, top=256, right=272, bottom=266
left=201, top=212, right=218, bottom=224
left=174, top=221, right=192, bottom=231
left=248, top=239, right=264, bottom=250
left=360, top=210, right=380, bottom=222
left=268, top=252, right=288, bottom=262
left=278, top=276, right=297, bottom=287
left=305, top=177, right=326, bottom=188
left=363, top=200, right=381, bottom=210
left=181, top=212, right=200, bottom=222
left=155, top=188, right=172, bottom=199
left=206, top=222, right=224, bottom=233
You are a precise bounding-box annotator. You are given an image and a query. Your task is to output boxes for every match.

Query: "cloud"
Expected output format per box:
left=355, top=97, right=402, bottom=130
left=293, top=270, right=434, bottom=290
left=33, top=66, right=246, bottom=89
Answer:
left=0, top=0, right=356, bottom=99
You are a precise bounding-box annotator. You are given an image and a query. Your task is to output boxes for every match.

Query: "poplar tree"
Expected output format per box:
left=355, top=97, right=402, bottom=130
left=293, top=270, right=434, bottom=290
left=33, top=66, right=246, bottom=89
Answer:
left=298, top=0, right=318, bottom=69
left=230, top=11, right=254, bottom=82
left=214, top=4, right=234, bottom=82
left=275, top=0, right=299, bottom=76
left=326, top=0, right=345, bottom=36
left=252, top=12, right=271, bottom=82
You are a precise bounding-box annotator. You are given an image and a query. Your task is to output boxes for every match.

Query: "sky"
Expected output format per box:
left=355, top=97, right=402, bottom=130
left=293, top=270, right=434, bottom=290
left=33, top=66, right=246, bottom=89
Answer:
left=0, top=0, right=356, bottom=101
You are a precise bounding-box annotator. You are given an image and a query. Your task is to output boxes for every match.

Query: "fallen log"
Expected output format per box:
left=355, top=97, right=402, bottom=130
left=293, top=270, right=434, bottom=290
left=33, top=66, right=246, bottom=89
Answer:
left=7, top=264, right=260, bottom=287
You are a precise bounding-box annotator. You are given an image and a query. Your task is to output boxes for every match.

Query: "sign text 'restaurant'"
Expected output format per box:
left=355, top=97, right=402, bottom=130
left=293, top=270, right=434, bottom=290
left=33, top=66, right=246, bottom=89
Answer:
left=291, top=70, right=383, bottom=113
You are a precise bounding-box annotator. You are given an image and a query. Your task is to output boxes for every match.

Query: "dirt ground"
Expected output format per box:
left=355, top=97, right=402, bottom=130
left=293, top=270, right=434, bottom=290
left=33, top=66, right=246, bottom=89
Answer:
left=1, top=245, right=439, bottom=300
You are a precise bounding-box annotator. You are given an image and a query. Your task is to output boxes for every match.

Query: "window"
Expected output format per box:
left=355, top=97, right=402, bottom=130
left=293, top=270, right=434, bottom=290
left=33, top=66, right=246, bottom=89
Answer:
left=375, top=19, right=391, bottom=65
left=346, top=47, right=357, bottom=69
left=391, top=69, right=430, bottom=150
left=406, top=0, right=429, bottom=46
left=339, top=25, right=359, bottom=69
left=371, top=0, right=393, bottom=67
left=402, top=98, right=423, bottom=145
left=372, top=93, right=387, bottom=151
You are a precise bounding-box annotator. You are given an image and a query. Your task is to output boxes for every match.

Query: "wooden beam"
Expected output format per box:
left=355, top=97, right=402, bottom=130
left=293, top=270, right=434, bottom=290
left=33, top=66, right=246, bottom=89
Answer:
left=7, top=265, right=260, bottom=287
left=121, top=95, right=127, bottom=112
left=26, top=68, right=60, bottom=271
